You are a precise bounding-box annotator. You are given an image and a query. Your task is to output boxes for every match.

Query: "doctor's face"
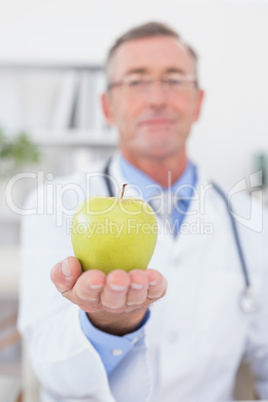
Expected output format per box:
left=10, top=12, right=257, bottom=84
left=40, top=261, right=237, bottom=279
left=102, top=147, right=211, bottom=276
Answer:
left=102, top=36, right=204, bottom=161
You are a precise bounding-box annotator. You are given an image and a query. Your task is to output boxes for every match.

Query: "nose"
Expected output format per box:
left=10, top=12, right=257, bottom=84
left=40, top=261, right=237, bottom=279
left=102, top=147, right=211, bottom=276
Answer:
left=146, top=80, right=167, bottom=110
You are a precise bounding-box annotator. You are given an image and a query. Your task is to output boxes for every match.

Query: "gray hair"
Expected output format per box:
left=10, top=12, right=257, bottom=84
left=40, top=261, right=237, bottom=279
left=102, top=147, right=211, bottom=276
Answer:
left=104, top=21, right=199, bottom=86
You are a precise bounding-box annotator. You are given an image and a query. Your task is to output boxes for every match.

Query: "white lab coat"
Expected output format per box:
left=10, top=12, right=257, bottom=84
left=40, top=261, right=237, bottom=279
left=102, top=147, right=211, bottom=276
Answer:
left=18, top=153, right=268, bottom=402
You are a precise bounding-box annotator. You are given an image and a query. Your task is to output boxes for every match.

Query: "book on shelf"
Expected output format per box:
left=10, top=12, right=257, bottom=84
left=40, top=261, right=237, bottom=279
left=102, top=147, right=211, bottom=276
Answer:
left=50, top=70, right=108, bottom=138
left=49, top=71, right=80, bottom=130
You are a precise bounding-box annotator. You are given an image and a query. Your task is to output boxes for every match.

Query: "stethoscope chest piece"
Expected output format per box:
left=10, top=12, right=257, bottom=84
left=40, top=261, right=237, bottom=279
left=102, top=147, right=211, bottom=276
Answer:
left=240, top=287, right=258, bottom=313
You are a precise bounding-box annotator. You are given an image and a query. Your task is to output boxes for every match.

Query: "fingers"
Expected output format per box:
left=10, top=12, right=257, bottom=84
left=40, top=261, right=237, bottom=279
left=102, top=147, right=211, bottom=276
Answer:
left=145, top=269, right=168, bottom=300
left=62, top=269, right=106, bottom=312
left=75, top=269, right=106, bottom=305
left=100, top=269, right=167, bottom=310
left=50, top=256, right=83, bottom=293
left=51, top=259, right=168, bottom=314
left=126, top=270, right=148, bottom=306
left=101, top=270, right=130, bottom=309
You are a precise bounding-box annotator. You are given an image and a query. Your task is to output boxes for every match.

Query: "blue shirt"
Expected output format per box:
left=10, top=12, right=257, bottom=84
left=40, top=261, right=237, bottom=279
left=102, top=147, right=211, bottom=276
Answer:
left=79, top=309, right=150, bottom=375
left=120, top=155, right=197, bottom=237
left=80, top=155, right=197, bottom=375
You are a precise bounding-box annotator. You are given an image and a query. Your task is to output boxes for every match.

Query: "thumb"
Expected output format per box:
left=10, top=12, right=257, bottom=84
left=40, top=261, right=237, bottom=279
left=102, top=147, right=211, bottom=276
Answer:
left=50, top=256, right=82, bottom=293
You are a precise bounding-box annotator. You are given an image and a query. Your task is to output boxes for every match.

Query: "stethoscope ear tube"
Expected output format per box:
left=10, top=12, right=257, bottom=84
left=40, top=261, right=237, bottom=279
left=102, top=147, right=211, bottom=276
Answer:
left=103, top=160, right=257, bottom=314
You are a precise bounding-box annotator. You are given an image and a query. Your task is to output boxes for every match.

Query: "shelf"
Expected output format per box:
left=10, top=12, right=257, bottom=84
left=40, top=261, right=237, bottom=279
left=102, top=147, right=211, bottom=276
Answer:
left=11, top=129, right=119, bottom=148
left=0, top=62, right=103, bottom=72
left=31, top=130, right=118, bottom=148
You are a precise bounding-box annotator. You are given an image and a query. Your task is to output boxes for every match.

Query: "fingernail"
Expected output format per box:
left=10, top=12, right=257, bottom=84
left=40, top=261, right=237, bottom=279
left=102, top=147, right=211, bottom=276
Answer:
left=62, top=258, right=72, bottom=277
left=89, top=284, right=103, bottom=290
left=110, top=283, right=127, bottom=291
left=130, top=283, right=143, bottom=290
left=149, top=280, right=157, bottom=286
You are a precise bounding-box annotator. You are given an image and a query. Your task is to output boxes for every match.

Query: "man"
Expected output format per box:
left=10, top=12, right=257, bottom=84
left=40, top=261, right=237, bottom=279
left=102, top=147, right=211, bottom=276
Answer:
left=18, top=22, right=268, bottom=402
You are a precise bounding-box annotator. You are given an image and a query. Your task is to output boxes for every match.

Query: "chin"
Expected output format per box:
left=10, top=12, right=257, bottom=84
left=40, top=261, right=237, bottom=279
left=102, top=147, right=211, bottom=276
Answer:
left=123, top=131, right=185, bottom=159
left=141, top=144, right=180, bottom=160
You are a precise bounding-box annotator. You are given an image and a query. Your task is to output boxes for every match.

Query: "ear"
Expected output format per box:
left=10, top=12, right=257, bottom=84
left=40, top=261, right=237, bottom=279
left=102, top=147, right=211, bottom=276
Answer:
left=193, top=89, right=205, bottom=122
left=101, top=92, right=114, bottom=126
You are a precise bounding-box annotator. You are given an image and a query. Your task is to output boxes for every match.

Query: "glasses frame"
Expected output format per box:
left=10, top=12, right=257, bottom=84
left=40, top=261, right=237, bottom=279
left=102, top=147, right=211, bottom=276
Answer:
left=107, top=73, right=198, bottom=94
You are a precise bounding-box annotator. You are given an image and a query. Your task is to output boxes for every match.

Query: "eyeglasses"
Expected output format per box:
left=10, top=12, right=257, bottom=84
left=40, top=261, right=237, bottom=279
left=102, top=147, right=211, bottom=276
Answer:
left=107, top=73, right=198, bottom=96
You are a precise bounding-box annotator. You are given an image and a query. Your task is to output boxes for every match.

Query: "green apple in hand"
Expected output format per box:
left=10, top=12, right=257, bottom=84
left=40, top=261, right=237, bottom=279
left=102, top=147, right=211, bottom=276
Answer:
left=71, top=184, right=158, bottom=274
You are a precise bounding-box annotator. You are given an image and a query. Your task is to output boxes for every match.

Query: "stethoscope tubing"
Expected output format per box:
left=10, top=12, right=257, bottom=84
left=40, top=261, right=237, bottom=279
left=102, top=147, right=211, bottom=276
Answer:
left=211, top=182, right=250, bottom=288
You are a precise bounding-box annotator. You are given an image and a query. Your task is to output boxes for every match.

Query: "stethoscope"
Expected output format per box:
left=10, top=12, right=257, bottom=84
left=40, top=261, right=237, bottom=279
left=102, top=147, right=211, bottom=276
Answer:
left=103, top=159, right=257, bottom=314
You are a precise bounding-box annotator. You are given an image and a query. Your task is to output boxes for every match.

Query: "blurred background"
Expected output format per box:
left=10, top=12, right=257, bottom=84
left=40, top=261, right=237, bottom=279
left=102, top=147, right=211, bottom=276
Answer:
left=0, top=0, right=267, bottom=400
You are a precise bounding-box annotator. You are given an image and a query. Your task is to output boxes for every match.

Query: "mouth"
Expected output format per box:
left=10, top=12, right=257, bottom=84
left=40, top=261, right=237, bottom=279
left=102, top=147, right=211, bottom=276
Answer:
left=139, top=118, right=177, bottom=126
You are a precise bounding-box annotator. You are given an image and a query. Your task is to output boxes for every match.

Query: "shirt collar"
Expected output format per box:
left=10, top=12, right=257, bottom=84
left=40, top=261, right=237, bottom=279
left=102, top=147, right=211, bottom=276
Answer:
left=119, top=154, right=197, bottom=203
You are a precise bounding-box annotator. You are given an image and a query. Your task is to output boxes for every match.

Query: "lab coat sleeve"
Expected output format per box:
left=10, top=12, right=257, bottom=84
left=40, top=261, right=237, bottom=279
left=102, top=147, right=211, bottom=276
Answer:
left=243, top=221, right=268, bottom=399
left=243, top=269, right=268, bottom=398
left=18, top=188, right=153, bottom=402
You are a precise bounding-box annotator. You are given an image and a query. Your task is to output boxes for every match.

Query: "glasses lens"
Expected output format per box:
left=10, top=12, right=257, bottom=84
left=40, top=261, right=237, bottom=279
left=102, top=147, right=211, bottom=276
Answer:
left=118, top=73, right=196, bottom=96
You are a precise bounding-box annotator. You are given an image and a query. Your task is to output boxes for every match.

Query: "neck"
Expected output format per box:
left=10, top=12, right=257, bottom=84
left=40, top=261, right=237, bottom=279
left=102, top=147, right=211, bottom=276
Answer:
left=120, top=148, right=187, bottom=188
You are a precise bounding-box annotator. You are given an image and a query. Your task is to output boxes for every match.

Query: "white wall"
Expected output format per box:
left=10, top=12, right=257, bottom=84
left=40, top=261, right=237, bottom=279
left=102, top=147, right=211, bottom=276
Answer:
left=0, top=0, right=268, bottom=186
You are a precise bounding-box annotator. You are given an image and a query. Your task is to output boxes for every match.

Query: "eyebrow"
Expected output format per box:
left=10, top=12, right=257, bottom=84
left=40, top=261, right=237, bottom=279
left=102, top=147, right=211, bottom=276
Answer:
left=165, top=68, right=187, bottom=74
left=124, top=68, right=149, bottom=76
left=124, top=67, right=187, bottom=76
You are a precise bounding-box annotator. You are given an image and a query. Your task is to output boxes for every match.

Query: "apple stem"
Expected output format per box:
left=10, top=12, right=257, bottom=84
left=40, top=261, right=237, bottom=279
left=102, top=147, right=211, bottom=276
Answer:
left=120, top=183, right=127, bottom=199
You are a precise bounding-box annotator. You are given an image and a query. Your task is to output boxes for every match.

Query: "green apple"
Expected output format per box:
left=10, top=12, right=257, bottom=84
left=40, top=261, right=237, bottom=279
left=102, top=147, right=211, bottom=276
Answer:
left=71, top=185, right=158, bottom=274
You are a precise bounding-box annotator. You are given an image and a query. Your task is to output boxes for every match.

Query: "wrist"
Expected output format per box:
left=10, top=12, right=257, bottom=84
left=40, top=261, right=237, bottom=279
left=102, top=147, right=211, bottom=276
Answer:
left=87, top=308, right=147, bottom=336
